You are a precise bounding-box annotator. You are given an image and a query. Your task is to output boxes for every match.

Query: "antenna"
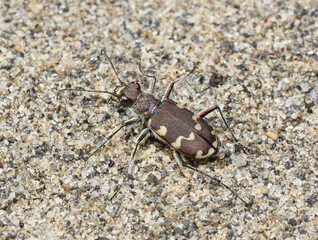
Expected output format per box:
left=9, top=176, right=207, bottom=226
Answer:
left=101, top=48, right=127, bottom=87
left=57, top=88, right=118, bottom=100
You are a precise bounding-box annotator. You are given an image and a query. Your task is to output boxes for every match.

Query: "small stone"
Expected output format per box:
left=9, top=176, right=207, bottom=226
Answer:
left=33, top=3, right=44, bottom=13
left=299, top=82, right=310, bottom=92
left=146, top=173, right=159, bottom=185
left=161, top=189, right=168, bottom=198
left=11, top=218, right=20, bottom=226
left=21, top=26, right=28, bottom=33
left=307, top=194, right=317, bottom=206
left=147, top=205, right=155, bottom=212
left=29, top=42, right=37, bottom=48
left=61, top=182, right=70, bottom=192
left=183, top=220, right=190, bottom=229
left=265, top=131, right=279, bottom=141
left=288, top=218, right=297, bottom=226
left=279, top=112, right=286, bottom=120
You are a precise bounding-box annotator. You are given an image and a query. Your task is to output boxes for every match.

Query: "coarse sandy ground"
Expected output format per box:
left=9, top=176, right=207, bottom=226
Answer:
left=0, top=0, right=317, bottom=239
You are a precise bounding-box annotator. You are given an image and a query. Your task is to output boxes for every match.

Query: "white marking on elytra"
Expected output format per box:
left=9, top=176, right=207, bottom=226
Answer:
left=212, top=140, right=218, bottom=148
left=176, top=103, right=185, bottom=109
left=156, top=126, right=167, bottom=136
left=148, top=118, right=152, bottom=128
left=195, top=147, right=215, bottom=159
left=171, top=132, right=195, bottom=149
left=192, top=114, right=202, bottom=131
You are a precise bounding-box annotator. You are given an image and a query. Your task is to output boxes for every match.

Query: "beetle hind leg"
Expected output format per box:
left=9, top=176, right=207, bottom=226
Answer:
left=173, top=151, right=251, bottom=207
left=199, top=106, right=251, bottom=154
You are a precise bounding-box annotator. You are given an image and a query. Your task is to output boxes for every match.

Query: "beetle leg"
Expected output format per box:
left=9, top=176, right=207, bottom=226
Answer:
left=199, top=106, right=239, bottom=141
left=85, top=118, right=141, bottom=161
left=138, top=61, right=157, bottom=94
left=198, top=105, right=250, bottom=154
left=128, top=128, right=151, bottom=175
left=149, top=77, right=157, bottom=94
left=162, top=82, right=175, bottom=101
left=101, top=48, right=125, bottom=85
left=173, top=151, right=251, bottom=207
left=173, top=150, right=184, bottom=169
left=109, top=128, right=151, bottom=200
left=162, top=62, right=200, bottom=101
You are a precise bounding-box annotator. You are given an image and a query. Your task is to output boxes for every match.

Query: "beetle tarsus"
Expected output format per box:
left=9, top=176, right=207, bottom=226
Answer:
left=245, top=197, right=254, bottom=208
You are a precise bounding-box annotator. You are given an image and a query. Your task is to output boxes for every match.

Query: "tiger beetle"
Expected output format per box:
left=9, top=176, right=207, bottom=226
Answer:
left=58, top=49, right=253, bottom=207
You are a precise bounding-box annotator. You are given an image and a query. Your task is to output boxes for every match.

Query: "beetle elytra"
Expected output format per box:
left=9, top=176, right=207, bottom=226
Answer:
left=58, top=49, right=253, bottom=207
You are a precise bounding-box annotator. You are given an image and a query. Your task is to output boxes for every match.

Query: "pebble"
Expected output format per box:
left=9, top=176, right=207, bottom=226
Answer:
left=265, top=131, right=279, bottom=141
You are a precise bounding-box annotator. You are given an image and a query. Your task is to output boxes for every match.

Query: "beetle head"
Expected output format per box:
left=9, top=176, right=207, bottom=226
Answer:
left=115, top=82, right=141, bottom=107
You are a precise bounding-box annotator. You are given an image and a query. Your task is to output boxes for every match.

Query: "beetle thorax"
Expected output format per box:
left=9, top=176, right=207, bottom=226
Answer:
left=134, top=93, right=160, bottom=117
